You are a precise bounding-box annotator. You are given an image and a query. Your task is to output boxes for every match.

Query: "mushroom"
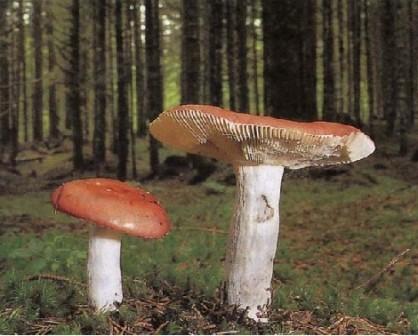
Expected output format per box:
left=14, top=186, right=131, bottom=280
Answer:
left=51, top=178, right=171, bottom=312
left=149, top=104, right=375, bottom=321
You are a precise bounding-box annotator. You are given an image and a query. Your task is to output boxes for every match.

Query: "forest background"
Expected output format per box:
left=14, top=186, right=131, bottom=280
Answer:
left=0, top=0, right=417, bottom=334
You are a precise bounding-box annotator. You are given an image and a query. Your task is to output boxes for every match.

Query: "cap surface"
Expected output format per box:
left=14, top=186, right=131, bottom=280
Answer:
left=150, top=104, right=375, bottom=169
left=51, top=178, right=171, bottom=238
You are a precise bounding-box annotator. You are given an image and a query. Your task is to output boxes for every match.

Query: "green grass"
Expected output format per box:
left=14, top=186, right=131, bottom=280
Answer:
left=0, top=145, right=418, bottom=333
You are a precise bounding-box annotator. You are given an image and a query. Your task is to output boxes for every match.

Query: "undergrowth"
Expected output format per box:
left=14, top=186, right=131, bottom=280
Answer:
left=0, top=142, right=417, bottom=334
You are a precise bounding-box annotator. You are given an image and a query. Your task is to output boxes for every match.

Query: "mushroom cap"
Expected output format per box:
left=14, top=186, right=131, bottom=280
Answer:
left=150, top=104, right=375, bottom=169
left=51, top=178, right=171, bottom=239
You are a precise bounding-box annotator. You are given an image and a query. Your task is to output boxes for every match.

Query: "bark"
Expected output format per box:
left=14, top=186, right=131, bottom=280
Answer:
left=395, top=1, right=408, bottom=155
left=300, top=0, right=317, bottom=119
left=250, top=0, right=260, bottom=115
left=133, top=0, right=146, bottom=137
left=364, top=0, right=375, bottom=135
left=46, top=2, right=59, bottom=139
left=322, top=0, right=336, bottom=121
left=263, top=0, right=315, bottom=120
left=126, top=0, right=137, bottom=179
left=208, top=0, right=223, bottom=106
left=236, top=0, right=249, bottom=112
left=115, top=0, right=129, bottom=180
left=0, top=1, right=9, bottom=150
left=32, top=0, right=44, bottom=141
left=80, top=46, right=89, bottom=139
left=352, top=0, right=362, bottom=126
left=346, top=0, right=354, bottom=117
left=10, top=17, right=19, bottom=166
left=69, top=0, right=84, bottom=170
left=18, top=0, right=29, bottom=142
left=408, top=0, right=417, bottom=127
left=335, top=0, right=343, bottom=119
left=145, top=0, right=163, bottom=176
left=382, top=0, right=396, bottom=136
left=225, top=0, right=236, bottom=110
left=106, top=0, right=118, bottom=154
left=93, top=0, right=107, bottom=174
left=181, top=0, right=204, bottom=175
left=181, top=0, right=200, bottom=104
left=200, top=0, right=210, bottom=103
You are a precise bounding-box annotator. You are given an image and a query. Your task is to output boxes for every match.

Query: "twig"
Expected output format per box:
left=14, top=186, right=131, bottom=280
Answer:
left=357, top=248, right=410, bottom=293
left=177, top=226, right=228, bottom=234
left=25, top=273, right=86, bottom=288
left=153, top=321, right=169, bottom=335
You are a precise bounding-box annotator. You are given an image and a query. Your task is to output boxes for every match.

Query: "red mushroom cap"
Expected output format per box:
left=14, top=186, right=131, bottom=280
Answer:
left=150, top=104, right=375, bottom=168
left=51, top=178, right=171, bottom=239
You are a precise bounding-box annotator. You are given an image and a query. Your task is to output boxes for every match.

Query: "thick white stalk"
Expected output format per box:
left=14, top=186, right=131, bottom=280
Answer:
left=88, top=226, right=123, bottom=312
left=226, top=164, right=284, bottom=321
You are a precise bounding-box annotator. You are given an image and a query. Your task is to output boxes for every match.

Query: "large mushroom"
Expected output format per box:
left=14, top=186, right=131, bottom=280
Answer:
left=149, top=104, right=375, bottom=321
left=51, top=178, right=171, bottom=312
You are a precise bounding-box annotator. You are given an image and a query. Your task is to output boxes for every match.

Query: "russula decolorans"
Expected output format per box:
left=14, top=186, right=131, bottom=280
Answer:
left=150, top=104, right=375, bottom=321
left=51, top=178, right=171, bottom=312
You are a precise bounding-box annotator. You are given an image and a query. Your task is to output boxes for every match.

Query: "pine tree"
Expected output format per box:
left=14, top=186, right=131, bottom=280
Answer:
left=32, top=0, right=44, bottom=141
left=145, top=0, right=163, bottom=176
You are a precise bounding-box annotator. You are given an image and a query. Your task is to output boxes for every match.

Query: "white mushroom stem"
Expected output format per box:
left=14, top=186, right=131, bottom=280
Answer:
left=88, top=226, right=123, bottom=312
left=225, top=164, right=284, bottom=322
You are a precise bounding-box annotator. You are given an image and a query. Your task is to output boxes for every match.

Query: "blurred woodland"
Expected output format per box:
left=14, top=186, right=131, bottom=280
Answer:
left=0, top=0, right=416, bottom=179
left=0, top=1, right=418, bottom=334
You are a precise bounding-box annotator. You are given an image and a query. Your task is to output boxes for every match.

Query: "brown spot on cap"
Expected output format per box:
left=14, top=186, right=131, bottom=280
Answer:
left=51, top=178, right=171, bottom=239
left=150, top=104, right=375, bottom=168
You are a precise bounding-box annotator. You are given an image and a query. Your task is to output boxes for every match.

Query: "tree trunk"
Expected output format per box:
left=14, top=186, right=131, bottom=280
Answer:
left=352, top=0, right=362, bottom=126
left=250, top=0, right=260, bottom=115
left=322, top=0, right=336, bottom=121
left=337, top=0, right=346, bottom=117
left=225, top=0, right=236, bottom=110
left=145, top=0, right=163, bottom=177
left=364, top=0, right=375, bottom=135
left=69, top=0, right=84, bottom=170
left=115, top=0, right=129, bottom=180
left=182, top=0, right=205, bottom=176
left=263, top=0, right=315, bottom=120
left=93, top=0, right=107, bottom=174
left=32, top=0, right=44, bottom=142
left=236, top=0, right=249, bottom=113
left=208, top=0, right=223, bottom=106
left=300, top=0, right=317, bottom=119
left=0, top=1, right=10, bottom=153
left=407, top=0, right=417, bottom=127
left=80, top=46, right=89, bottom=139
left=18, top=0, right=29, bottom=142
left=395, top=1, right=408, bottom=155
left=126, top=0, right=137, bottom=179
left=133, top=0, right=146, bottom=137
left=46, top=2, right=59, bottom=140
left=382, top=0, right=396, bottom=136
left=10, top=14, right=19, bottom=166
left=200, top=0, right=210, bottom=103
left=106, top=0, right=118, bottom=154
left=181, top=0, right=200, bottom=104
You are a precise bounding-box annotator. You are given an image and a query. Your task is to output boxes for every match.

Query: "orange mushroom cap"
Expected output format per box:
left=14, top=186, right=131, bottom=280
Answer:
left=51, top=178, right=171, bottom=239
left=150, top=104, right=375, bottom=168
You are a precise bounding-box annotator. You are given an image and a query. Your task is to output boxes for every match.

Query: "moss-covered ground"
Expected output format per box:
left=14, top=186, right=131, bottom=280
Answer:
left=0, top=135, right=417, bottom=334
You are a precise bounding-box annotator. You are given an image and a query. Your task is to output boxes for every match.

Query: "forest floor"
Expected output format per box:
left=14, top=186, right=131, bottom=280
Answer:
left=0, top=133, right=417, bottom=334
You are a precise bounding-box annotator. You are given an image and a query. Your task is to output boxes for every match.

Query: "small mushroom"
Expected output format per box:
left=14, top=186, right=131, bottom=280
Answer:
left=150, top=104, right=375, bottom=321
left=51, top=178, right=171, bottom=312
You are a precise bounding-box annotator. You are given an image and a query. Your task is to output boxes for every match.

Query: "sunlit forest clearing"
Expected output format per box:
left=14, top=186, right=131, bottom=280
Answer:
left=0, top=0, right=417, bottom=334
